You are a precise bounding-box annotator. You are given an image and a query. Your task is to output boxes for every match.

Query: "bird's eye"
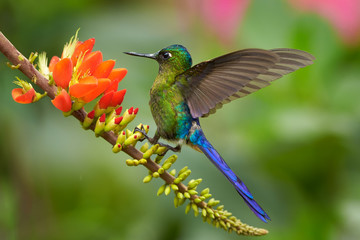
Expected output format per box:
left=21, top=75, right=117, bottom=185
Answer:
left=162, top=52, right=172, bottom=60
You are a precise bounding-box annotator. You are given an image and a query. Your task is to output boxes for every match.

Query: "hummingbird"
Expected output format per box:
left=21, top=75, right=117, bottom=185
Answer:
left=125, top=45, right=314, bottom=222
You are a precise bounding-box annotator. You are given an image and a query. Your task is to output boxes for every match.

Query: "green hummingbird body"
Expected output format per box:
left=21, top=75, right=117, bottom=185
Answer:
left=148, top=45, right=193, bottom=142
left=125, top=44, right=315, bottom=222
left=150, top=75, right=188, bottom=141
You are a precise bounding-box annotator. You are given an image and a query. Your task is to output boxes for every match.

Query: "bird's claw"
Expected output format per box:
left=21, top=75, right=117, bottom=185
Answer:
left=133, top=127, right=181, bottom=155
left=157, top=143, right=181, bottom=156
left=133, top=126, right=148, bottom=142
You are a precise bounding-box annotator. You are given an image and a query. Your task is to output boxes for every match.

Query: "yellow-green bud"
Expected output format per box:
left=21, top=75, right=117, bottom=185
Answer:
left=104, top=117, right=117, bottom=132
left=125, top=129, right=132, bottom=138
left=173, top=177, right=181, bottom=184
left=116, top=131, right=126, bottom=145
left=105, top=109, right=116, bottom=124
left=157, top=185, right=166, bottom=196
left=165, top=185, right=171, bottom=196
left=188, top=189, right=198, bottom=195
left=112, top=143, right=122, bottom=153
left=184, top=192, right=191, bottom=199
left=143, top=175, right=152, bottom=183
left=133, top=160, right=139, bottom=166
left=169, top=169, right=176, bottom=176
left=142, top=148, right=154, bottom=159
left=194, top=198, right=202, bottom=204
left=170, top=184, right=178, bottom=191
left=152, top=172, right=160, bottom=178
left=157, top=167, right=164, bottom=174
left=224, top=211, right=232, bottom=217
left=188, top=179, right=200, bottom=189
left=200, top=188, right=210, bottom=196
left=191, top=203, right=198, bottom=213
left=140, top=143, right=149, bottom=153
left=226, top=221, right=231, bottom=228
left=162, top=162, right=172, bottom=170
left=94, top=115, right=106, bottom=136
left=125, top=159, right=134, bottom=166
left=178, top=166, right=188, bottom=175
left=178, top=197, right=186, bottom=206
left=139, top=159, right=147, bottom=165
left=203, top=193, right=212, bottom=199
left=185, top=203, right=191, bottom=214
left=177, top=192, right=184, bottom=199
left=220, top=221, right=227, bottom=230
left=154, top=155, right=164, bottom=164
left=206, top=208, right=214, bottom=215
left=202, top=208, right=207, bottom=217
left=124, top=133, right=141, bottom=146
left=174, top=196, right=179, bottom=208
left=207, top=198, right=220, bottom=207
left=178, top=171, right=191, bottom=181
left=155, top=146, right=167, bottom=155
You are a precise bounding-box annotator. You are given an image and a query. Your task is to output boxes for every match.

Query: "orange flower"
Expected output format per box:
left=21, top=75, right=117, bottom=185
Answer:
left=98, top=91, right=114, bottom=109
left=53, top=58, right=73, bottom=89
left=71, top=38, right=95, bottom=65
left=105, top=68, right=127, bottom=94
left=110, top=89, right=126, bottom=107
left=96, top=89, right=126, bottom=110
left=69, top=76, right=98, bottom=98
left=12, top=87, right=36, bottom=104
left=51, top=89, right=72, bottom=112
left=77, top=51, right=103, bottom=78
left=80, top=78, right=111, bottom=103
left=93, top=60, right=116, bottom=78
left=45, top=33, right=128, bottom=113
left=49, top=56, right=60, bottom=72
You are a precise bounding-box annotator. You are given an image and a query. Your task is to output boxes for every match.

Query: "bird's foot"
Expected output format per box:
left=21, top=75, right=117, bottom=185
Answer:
left=133, top=126, right=152, bottom=143
left=156, top=143, right=181, bottom=156
left=133, top=127, right=181, bottom=156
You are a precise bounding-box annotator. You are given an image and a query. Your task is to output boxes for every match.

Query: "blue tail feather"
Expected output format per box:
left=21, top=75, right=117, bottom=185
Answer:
left=189, top=126, right=270, bottom=222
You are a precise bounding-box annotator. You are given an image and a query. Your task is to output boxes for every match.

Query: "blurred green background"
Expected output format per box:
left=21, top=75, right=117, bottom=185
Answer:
left=1, top=0, right=360, bottom=239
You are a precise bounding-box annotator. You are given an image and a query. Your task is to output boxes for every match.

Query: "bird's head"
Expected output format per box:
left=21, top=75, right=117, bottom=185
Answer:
left=125, top=44, right=192, bottom=74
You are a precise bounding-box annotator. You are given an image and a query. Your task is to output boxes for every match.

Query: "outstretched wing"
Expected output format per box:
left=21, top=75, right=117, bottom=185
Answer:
left=176, top=48, right=315, bottom=118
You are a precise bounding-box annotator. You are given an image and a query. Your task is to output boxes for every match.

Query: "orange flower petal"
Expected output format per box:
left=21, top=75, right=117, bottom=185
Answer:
left=93, top=60, right=115, bottom=78
left=53, top=58, right=73, bottom=89
left=69, top=76, right=98, bottom=98
left=12, top=88, right=36, bottom=104
left=81, top=78, right=111, bottom=103
left=98, top=90, right=114, bottom=109
left=51, top=89, right=72, bottom=112
left=105, top=68, right=128, bottom=93
left=49, top=56, right=60, bottom=72
left=110, top=89, right=126, bottom=107
left=71, top=38, right=95, bottom=65
left=77, top=51, right=103, bottom=77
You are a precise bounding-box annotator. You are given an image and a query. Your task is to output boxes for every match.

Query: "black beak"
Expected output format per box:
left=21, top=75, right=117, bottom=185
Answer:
left=124, top=51, right=157, bottom=59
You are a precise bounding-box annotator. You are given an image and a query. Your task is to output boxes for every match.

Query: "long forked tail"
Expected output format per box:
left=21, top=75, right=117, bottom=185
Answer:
left=190, top=127, right=270, bottom=222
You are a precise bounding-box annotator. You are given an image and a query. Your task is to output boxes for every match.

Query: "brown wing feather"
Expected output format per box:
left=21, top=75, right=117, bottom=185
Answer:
left=177, top=48, right=315, bottom=118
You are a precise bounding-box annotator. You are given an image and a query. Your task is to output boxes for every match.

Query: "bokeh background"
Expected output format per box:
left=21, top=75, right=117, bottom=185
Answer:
left=1, top=0, right=360, bottom=239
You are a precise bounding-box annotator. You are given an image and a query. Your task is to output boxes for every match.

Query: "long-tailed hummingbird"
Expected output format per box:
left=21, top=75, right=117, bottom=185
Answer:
left=125, top=45, right=314, bottom=222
